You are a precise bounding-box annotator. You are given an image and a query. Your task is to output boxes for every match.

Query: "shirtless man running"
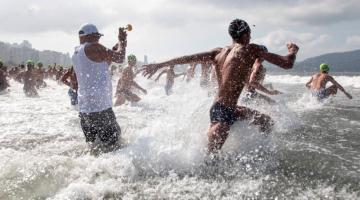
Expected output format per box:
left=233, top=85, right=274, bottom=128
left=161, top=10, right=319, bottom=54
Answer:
left=114, top=54, right=147, bottom=106
left=142, top=19, right=299, bottom=154
left=155, top=65, right=186, bottom=95
left=306, top=63, right=352, bottom=100
left=61, top=66, right=78, bottom=106
left=16, top=60, right=38, bottom=97
left=0, top=61, right=10, bottom=93
left=35, top=62, right=47, bottom=88
left=243, top=45, right=281, bottom=104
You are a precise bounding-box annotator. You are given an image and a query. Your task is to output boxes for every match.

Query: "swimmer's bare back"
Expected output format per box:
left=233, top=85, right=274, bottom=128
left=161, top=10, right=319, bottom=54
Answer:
left=214, top=44, right=265, bottom=107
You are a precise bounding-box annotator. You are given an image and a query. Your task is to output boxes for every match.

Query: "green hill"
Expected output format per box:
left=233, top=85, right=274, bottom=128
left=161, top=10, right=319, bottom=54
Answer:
left=266, top=49, right=360, bottom=73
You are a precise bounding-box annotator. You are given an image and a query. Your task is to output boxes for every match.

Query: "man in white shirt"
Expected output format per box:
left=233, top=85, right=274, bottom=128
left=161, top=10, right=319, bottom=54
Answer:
left=72, top=23, right=127, bottom=153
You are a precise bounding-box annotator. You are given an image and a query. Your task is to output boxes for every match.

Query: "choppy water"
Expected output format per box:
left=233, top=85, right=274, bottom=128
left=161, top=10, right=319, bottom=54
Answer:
left=0, top=74, right=359, bottom=199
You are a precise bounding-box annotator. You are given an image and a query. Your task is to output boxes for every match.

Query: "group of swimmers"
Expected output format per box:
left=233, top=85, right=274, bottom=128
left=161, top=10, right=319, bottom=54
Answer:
left=0, top=60, right=70, bottom=96
left=0, top=19, right=353, bottom=156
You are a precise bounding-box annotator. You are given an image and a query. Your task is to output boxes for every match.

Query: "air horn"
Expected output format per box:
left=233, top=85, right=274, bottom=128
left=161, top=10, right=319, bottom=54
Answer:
left=121, top=24, right=132, bottom=32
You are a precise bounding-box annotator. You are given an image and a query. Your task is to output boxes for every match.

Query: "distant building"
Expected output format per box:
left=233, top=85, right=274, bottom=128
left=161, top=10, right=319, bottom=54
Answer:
left=20, top=40, right=32, bottom=49
left=0, top=40, right=71, bottom=67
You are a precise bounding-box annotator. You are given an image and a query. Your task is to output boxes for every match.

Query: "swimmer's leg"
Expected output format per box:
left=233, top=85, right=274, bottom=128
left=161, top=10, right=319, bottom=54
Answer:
left=236, top=106, right=274, bottom=134
left=207, top=122, right=231, bottom=154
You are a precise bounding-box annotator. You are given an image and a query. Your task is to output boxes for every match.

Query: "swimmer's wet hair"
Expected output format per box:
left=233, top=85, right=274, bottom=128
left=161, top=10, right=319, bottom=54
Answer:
left=228, top=19, right=251, bottom=40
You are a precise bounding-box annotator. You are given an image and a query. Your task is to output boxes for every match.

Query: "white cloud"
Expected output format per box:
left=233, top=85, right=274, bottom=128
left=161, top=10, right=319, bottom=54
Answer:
left=28, top=4, right=41, bottom=13
left=0, top=0, right=359, bottom=61
left=346, top=35, right=360, bottom=46
left=253, top=30, right=330, bottom=60
left=177, top=0, right=360, bottom=26
left=336, top=35, right=360, bottom=53
left=278, top=0, right=360, bottom=26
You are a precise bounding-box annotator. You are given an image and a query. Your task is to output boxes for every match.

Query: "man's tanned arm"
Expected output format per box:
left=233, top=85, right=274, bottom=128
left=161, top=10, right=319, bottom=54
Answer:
left=142, top=48, right=222, bottom=78
left=85, top=29, right=127, bottom=64
left=329, top=76, right=352, bottom=99
left=257, top=43, right=299, bottom=69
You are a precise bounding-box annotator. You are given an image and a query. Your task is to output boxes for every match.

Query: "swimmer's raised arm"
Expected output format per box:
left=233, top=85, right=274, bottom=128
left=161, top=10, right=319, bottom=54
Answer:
left=257, top=43, right=299, bottom=69
left=142, top=48, right=221, bottom=79
left=86, top=28, right=127, bottom=64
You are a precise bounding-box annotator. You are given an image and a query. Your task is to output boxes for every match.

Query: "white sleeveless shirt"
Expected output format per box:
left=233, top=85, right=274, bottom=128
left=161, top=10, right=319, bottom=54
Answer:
left=72, top=43, right=112, bottom=113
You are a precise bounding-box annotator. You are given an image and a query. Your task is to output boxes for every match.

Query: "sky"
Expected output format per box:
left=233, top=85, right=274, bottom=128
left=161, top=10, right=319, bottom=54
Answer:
left=0, top=0, right=360, bottom=62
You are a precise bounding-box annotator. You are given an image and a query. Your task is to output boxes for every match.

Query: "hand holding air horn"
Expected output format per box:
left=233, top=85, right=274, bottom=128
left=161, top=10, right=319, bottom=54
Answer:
left=120, top=24, right=132, bottom=32
left=123, top=24, right=132, bottom=31
left=117, top=24, right=132, bottom=46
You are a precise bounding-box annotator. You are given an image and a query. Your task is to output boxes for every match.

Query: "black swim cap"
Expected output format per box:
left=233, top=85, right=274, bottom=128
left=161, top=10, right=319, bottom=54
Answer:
left=228, top=19, right=251, bottom=40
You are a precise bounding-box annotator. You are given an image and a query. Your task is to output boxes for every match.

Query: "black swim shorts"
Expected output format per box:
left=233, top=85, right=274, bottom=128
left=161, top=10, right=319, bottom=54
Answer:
left=210, top=102, right=238, bottom=126
left=79, top=108, right=121, bottom=147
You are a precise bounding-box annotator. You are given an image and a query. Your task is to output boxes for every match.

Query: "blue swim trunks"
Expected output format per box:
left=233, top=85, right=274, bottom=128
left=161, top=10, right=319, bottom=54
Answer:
left=68, top=89, right=78, bottom=105
left=312, top=89, right=326, bottom=100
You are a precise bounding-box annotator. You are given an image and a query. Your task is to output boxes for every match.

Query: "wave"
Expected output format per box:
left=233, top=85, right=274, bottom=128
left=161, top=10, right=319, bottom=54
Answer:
left=266, top=75, right=360, bottom=88
left=1, top=74, right=359, bottom=199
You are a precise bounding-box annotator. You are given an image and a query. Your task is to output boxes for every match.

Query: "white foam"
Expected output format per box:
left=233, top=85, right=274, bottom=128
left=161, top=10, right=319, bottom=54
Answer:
left=0, top=74, right=356, bottom=199
left=266, top=75, right=360, bottom=88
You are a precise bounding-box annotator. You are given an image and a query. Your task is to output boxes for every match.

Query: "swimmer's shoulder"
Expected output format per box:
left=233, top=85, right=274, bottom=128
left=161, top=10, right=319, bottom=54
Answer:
left=312, top=73, right=321, bottom=79
left=324, top=73, right=334, bottom=81
left=247, top=43, right=267, bottom=57
left=210, top=47, right=226, bottom=59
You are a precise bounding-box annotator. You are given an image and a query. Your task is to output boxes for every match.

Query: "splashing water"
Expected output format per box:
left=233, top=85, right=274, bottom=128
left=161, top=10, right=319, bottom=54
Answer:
left=0, top=74, right=359, bottom=199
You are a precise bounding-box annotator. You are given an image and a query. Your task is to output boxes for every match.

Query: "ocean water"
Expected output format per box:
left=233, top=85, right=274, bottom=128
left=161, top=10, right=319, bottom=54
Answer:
left=0, top=74, right=359, bottom=199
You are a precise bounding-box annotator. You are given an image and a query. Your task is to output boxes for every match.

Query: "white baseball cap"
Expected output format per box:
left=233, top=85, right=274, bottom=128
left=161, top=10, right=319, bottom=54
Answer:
left=78, top=23, right=104, bottom=36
